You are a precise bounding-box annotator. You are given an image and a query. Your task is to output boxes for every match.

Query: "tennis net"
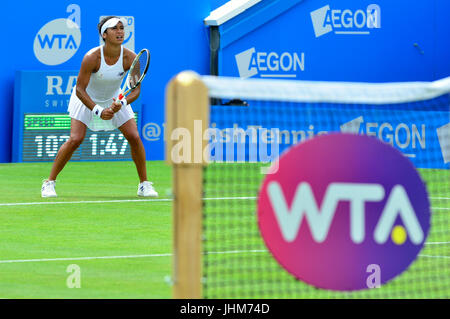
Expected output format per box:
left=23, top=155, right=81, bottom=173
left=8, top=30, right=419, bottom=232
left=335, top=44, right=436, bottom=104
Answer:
left=166, top=72, right=450, bottom=299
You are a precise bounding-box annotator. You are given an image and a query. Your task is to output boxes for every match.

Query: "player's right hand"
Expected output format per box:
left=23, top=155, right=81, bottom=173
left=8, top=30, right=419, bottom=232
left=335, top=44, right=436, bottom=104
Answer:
left=100, top=107, right=114, bottom=120
left=111, top=98, right=122, bottom=113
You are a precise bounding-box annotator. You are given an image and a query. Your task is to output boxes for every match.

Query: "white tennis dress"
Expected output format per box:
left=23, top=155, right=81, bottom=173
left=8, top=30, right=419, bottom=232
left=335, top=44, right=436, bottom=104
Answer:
left=68, top=45, right=134, bottom=131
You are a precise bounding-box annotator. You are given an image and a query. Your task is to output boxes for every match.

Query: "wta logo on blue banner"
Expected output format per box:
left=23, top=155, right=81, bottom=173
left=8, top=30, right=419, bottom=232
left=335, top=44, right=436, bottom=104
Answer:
left=34, top=12, right=81, bottom=65
left=310, top=4, right=381, bottom=38
left=257, top=134, right=431, bottom=291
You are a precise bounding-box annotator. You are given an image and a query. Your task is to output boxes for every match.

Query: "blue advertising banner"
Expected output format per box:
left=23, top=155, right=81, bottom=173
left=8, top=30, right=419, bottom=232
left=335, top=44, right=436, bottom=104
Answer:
left=209, top=100, right=450, bottom=170
left=216, top=0, right=449, bottom=82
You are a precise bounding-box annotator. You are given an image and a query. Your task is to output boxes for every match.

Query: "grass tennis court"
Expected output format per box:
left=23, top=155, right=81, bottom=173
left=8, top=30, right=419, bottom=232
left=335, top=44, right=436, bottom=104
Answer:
left=0, top=161, right=173, bottom=298
left=0, top=161, right=448, bottom=298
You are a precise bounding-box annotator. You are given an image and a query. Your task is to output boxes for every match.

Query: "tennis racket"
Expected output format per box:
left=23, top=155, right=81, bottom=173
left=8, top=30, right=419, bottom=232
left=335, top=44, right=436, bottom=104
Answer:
left=116, top=48, right=150, bottom=104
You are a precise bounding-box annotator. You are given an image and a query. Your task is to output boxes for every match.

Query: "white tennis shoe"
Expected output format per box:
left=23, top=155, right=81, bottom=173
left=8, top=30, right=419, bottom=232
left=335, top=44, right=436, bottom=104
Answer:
left=41, top=180, right=57, bottom=198
left=137, top=181, right=158, bottom=197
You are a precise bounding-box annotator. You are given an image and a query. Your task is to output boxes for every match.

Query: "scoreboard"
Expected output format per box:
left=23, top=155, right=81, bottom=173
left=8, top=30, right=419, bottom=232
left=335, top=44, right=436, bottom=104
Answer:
left=13, top=70, right=142, bottom=162
left=22, top=113, right=138, bottom=161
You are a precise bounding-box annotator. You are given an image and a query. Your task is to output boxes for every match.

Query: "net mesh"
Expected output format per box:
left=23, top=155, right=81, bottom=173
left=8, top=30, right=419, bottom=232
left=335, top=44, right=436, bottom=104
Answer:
left=200, top=76, right=450, bottom=299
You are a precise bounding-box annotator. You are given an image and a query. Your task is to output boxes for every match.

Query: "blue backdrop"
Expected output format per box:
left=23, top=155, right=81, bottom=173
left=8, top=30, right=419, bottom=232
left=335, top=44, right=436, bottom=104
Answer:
left=217, top=0, right=450, bottom=81
left=1, top=0, right=449, bottom=163
left=2, top=0, right=213, bottom=163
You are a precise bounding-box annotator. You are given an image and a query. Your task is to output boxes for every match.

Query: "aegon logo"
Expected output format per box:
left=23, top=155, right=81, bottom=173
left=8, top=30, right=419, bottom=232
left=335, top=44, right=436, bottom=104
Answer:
left=310, top=4, right=381, bottom=38
left=258, top=134, right=430, bottom=291
left=341, top=116, right=426, bottom=158
left=235, top=48, right=305, bottom=79
left=34, top=18, right=81, bottom=65
left=437, top=123, right=450, bottom=164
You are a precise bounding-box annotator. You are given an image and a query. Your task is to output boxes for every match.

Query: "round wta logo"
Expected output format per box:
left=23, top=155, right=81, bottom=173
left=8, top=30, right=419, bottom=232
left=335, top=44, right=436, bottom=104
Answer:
left=257, top=133, right=431, bottom=291
left=34, top=18, right=81, bottom=66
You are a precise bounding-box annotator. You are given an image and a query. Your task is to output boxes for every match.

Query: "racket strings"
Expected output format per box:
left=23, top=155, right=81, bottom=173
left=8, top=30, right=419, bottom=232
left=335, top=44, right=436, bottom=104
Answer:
left=128, top=51, right=148, bottom=88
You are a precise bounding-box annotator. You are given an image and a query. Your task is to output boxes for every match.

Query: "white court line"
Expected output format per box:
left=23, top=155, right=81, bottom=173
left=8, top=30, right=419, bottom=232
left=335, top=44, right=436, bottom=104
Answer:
left=0, top=249, right=447, bottom=264
left=0, top=254, right=171, bottom=264
left=0, top=250, right=264, bottom=264
left=424, top=241, right=450, bottom=245
left=0, top=197, right=256, bottom=207
left=419, top=254, right=450, bottom=259
left=0, top=196, right=448, bottom=207
left=0, top=199, right=174, bottom=206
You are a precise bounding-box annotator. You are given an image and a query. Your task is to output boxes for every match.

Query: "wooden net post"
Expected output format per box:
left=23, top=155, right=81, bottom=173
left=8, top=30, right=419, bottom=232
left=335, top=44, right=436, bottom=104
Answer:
left=165, top=71, right=209, bottom=299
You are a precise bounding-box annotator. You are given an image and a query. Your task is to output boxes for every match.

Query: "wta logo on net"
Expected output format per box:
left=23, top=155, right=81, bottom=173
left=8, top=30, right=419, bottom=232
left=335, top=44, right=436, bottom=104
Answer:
left=257, top=133, right=431, bottom=291
left=33, top=4, right=82, bottom=66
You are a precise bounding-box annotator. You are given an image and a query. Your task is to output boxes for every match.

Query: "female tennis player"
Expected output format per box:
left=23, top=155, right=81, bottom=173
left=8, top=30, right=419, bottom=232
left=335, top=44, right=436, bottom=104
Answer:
left=41, top=16, right=157, bottom=198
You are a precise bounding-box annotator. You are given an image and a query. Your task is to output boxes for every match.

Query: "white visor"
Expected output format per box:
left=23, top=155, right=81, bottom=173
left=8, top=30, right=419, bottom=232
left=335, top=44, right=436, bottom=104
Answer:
left=101, top=17, right=127, bottom=35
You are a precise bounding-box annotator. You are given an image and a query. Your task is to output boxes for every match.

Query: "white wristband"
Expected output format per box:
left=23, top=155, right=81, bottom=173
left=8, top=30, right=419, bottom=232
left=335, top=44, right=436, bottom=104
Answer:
left=92, top=105, right=104, bottom=118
